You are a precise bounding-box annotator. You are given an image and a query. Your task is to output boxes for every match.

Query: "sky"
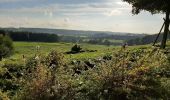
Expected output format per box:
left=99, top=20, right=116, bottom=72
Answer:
left=0, top=0, right=165, bottom=34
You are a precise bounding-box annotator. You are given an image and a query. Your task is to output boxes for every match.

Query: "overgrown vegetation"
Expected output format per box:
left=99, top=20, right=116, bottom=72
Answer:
left=0, top=43, right=170, bottom=99
left=0, top=34, right=13, bottom=61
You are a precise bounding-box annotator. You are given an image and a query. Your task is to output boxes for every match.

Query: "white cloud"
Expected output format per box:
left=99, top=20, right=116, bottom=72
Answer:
left=0, top=0, right=21, bottom=3
left=0, top=1, right=131, bottom=16
left=0, top=0, right=34, bottom=3
left=0, top=0, right=164, bottom=33
left=64, top=18, right=70, bottom=23
left=116, top=1, right=129, bottom=6
left=44, top=10, right=53, bottom=18
left=104, top=9, right=122, bottom=16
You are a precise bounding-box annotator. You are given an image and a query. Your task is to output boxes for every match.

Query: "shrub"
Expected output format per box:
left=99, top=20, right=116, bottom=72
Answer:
left=71, top=44, right=82, bottom=53
left=74, top=48, right=170, bottom=99
left=12, top=48, right=170, bottom=99
left=15, top=51, right=75, bottom=100
left=99, top=49, right=170, bottom=99
left=0, top=35, right=13, bottom=61
left=0, top=90, right=10, bottom=100
left=45, top=50, right=65, bottom=70
left=0, top=62, right=24, bottom=98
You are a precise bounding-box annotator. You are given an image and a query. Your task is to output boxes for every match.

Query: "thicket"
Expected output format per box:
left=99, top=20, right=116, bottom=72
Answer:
left=0, top=34, right=13, bottom=61
left=0, top=48, right=170, bottom=99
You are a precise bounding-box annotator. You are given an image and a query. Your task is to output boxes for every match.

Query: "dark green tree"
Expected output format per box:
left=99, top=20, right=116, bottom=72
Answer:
left=123, top=0, right=170, bottom=49
left=71, top=44, right=82, bottom=53
left=0, top=34, right=13, bottom=61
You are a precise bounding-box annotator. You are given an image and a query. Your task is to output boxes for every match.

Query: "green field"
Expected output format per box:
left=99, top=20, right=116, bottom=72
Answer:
left=0, top=41, right=158, bottom=67
left=0, top=42, right=122, bottom=65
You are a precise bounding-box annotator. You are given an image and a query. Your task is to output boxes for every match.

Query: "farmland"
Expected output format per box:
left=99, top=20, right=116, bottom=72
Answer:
left=10, top=42, right=150, bottom=59
left=6, top=42, right=118, bottom=62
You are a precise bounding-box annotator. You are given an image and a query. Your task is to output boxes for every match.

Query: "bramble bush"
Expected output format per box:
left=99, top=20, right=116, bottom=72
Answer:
left=1, top=48, right=170, bottom=99
left=0, top=90, right=10, bottom=100
left=14, top=51, right=75, bottom=100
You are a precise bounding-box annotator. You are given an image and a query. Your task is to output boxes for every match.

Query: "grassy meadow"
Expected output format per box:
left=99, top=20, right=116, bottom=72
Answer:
left=1, top=42, right=119, bottom=64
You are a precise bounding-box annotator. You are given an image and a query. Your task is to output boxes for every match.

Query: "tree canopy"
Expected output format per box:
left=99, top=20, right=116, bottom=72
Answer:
left=123, top=0, right=170, bottom=14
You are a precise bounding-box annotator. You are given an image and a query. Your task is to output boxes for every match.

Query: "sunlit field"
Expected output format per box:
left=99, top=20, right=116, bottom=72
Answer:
left=0, top=42, right=120, bottom=65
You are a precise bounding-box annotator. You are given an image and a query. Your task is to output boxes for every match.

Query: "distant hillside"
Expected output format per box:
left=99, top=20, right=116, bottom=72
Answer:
left=127, top=33, right=170, bottom=45
left=0, top=27, right=146, bottom=39
left=0, top=27, right=147, bottom=45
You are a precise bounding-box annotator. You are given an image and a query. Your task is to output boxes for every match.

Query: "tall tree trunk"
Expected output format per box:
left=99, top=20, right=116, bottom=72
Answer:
left=161, top=10, right=170, bottom=49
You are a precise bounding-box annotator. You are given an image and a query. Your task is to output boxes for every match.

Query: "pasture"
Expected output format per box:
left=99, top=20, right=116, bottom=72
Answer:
left=1, top=42, right=121, bottom=65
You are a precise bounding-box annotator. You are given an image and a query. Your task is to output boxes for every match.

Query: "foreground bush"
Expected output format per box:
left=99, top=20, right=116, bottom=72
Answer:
left=0, top=34, right=13, bottom=61
left=14, top=51, right=75, bottom=100
left=81, top=48, right=170, bottom=99
left=0, top=90, right=10, bottom=100
left=9, top=48, right=170, bottom=99
left=65, top=48, right=170, bottom=99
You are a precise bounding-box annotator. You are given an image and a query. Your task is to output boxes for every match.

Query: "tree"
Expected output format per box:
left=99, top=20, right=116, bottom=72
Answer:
left=71, top=44, right=82, bottom=53
left=0, top=34, right=13, bottom=61
left=123, top=0, right=170, bottom=49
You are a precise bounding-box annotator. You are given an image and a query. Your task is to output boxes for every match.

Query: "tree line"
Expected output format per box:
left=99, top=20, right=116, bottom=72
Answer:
left=0, top=30, right=59, bottom=42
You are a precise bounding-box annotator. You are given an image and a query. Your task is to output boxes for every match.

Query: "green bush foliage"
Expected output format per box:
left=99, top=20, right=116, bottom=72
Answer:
left=71, top=44, right=82, bottom=53
left=0, top=90, right=10, bottom=100
left=1, top=48, right=170, bottom=99
left=0, top=35, right=13, bottom=61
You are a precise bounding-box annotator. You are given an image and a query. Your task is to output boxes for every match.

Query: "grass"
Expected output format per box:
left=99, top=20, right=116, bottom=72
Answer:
left=0, top=42, right=122, bottom=65
left=1, top=41, right=157, bottom=66
left=106, top=39, right=124, bottom=43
